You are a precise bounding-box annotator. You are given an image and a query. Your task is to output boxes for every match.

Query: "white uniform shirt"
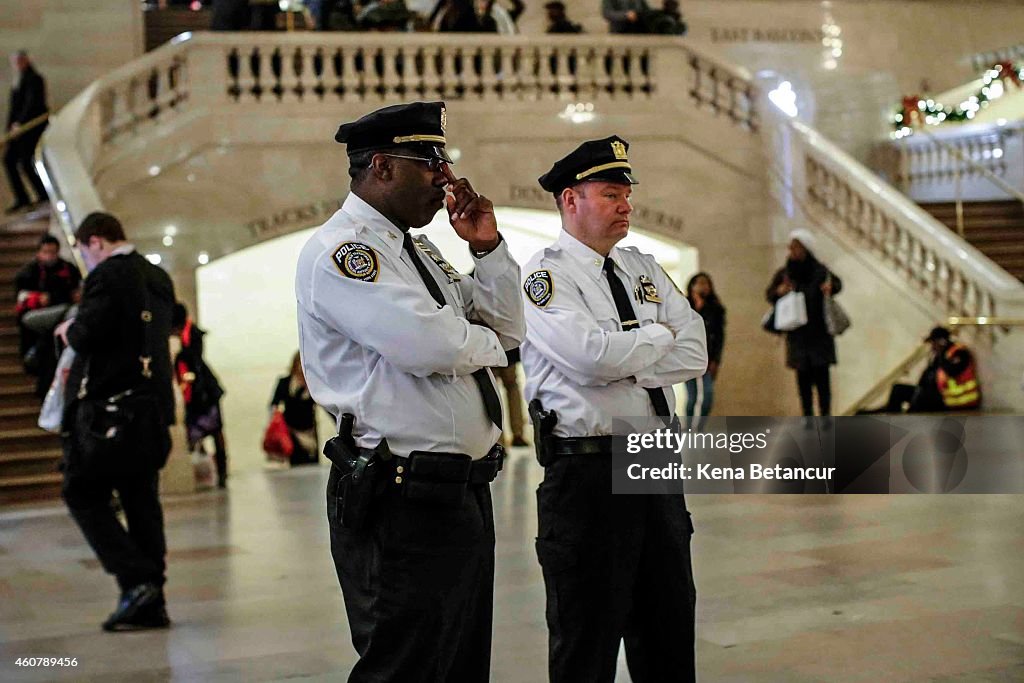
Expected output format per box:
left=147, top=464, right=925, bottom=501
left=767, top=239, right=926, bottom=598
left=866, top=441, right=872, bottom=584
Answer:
left=521, top=230, right=708, bottom=437
left=295, top=193, right=525, bottom=458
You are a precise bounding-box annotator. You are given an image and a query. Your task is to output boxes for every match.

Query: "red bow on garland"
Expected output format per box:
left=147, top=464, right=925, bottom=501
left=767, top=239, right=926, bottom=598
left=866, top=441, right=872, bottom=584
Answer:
left=900, top=95, right=922, bottom=126
left=995, top=61, right=1022, bottom=88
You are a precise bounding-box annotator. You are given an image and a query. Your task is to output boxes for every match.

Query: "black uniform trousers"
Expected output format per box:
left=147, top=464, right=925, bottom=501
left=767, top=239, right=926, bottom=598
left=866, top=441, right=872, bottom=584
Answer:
left=61, top=428, right=169, bottom=592
left=3, top=125, right=47, bottom=205
left=536, top=452, right=696, bottom=683
left=327, top=464, right=495, bottom=682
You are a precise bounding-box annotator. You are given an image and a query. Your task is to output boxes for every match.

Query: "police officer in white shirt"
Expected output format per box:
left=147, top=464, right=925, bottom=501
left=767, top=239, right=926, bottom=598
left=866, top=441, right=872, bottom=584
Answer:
left=295, top=101, right=525, bottom=682
left=521, top=136, right=707, bottom=683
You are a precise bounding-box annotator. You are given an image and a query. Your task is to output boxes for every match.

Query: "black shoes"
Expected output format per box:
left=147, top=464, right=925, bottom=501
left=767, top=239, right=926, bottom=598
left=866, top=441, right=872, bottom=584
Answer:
left=102, top=583, right=171, bottom=632
left=511, top=436, right=529, bottom=447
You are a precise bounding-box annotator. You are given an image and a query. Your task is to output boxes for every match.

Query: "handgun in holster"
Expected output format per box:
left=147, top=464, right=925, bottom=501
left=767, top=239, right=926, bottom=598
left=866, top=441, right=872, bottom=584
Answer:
left=528, top=399, right=558, bottom=467
left=323, top=413, right=391, bottom=531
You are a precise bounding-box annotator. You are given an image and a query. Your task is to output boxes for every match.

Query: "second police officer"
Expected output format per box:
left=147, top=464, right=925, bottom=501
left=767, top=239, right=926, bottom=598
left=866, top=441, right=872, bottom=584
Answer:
left=521, top=136, right=708, bottom=682
left=294, top=102, right=525, bottom=682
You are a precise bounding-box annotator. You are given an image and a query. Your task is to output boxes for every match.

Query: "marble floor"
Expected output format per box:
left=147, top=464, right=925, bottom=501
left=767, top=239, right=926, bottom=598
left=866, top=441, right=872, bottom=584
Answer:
left=0, top=450, right=1022, bottom=682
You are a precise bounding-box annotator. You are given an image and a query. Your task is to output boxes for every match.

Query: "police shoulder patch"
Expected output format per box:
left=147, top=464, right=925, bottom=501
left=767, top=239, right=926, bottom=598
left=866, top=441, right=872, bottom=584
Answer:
left=332, top=242, right=380, bottom=282
left=524, top=269, right=554, bottom=308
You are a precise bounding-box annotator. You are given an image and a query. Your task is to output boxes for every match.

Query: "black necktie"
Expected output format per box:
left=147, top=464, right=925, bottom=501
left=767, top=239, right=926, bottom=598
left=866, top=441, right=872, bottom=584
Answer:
left=603, top=257, right=672, bottom=424
left=403, top=234, right=503, bottom=429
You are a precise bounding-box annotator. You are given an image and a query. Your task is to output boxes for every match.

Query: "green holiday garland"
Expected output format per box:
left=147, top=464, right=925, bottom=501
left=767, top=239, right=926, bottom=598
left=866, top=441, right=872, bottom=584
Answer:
left=892, top=60, right=1023, bottom=135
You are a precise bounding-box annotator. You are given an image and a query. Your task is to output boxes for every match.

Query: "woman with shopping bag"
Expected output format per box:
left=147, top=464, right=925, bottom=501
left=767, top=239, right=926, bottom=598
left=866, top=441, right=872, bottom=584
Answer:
left=266, top=352, right=319, bottom=466
left=765, top=229, right=844, bottom=417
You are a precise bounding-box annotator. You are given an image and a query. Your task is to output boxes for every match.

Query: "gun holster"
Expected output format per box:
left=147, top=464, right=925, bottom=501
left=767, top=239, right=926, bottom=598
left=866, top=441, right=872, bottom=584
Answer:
left=323, top=413, right=391, bottom=532
left=528, top=399, right=558, bottom=467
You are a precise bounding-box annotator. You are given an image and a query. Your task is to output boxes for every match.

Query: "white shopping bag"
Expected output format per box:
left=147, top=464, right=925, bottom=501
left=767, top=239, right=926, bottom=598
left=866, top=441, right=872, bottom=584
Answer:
left=774, top=291, right=808, bottom=331
left=38, top=346, right=76, bottom=433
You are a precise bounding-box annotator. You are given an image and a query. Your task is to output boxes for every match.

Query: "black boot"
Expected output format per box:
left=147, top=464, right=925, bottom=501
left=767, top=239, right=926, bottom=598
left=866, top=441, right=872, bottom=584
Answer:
left=102, top=582, right=169, bottom=632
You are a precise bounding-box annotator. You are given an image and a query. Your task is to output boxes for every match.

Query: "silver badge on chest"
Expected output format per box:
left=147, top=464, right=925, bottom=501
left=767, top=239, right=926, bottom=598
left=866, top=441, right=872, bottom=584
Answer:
left=635, top=274, right=662, bottom=304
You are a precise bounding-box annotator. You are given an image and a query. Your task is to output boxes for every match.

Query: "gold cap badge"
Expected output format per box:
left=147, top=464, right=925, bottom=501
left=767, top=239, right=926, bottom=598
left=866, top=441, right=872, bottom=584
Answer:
left=611, top=140, right=627, bottom=160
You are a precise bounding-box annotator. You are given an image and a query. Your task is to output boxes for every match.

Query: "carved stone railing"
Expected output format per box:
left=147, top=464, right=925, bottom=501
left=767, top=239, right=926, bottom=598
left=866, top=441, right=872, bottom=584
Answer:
left=876, top=120, right=1024, bottom=203
left=969, top=43, right=1024, bottom=72
left=39, top=31, right=758, bottom=236
left=784, top=119, right=1024, bottom=320
left=214, top=33, right=757, bottom=122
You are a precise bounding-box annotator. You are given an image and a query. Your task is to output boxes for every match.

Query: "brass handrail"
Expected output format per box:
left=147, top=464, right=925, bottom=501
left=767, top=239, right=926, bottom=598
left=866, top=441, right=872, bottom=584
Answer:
left=843, top=317, right=1024, bottom=414
left=843, top=344, right=932, bottom=415
left=0, top=112, right=49, bottom=146
left=947, top=316, right=1024, bottom=327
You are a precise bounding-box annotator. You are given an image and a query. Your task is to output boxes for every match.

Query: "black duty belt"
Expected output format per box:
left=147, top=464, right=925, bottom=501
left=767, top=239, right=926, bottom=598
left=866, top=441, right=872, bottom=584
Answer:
left=548, top=436, right=614, bottom=457
left=392, top=443, right=505, bottom=487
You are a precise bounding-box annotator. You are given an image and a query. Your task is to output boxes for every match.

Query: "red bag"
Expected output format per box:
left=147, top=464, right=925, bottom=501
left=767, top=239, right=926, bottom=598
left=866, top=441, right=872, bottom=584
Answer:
left=263, top=410, right=294, bottom=461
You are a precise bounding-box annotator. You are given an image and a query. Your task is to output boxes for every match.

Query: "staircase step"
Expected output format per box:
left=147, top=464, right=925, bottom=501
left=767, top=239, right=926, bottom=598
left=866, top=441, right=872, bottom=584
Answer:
left=0, top=367, right=33, bottom=388
left=964, top=228, right=1024, bottom=242
left=0, top=473, right=63, bottom=506
left=0, top=427, right=61, bottom=455
left=974, top=243, right=1024, bottom=256
left=0, top=232, right=48, bottom=249
left=0, top=404, right=42, bottom=430
left=926, top=215, right=1023, bottom=231
left=0, top=382, right=36, bottom=396
left=959, top=217, right=1024, bottom=230
left=0, top=449, right=61, bottom=477
left=0, top=389, right=38, bottom=410
left=989, top=254, right=1024, bottom=267
left=0, top=473, right=63, bottom=488
left=921, top=201, right=1023, bottom=216
left=0, top=328, right=22, bottom=347
left=0, top=254, right=31, bottom=267
left=0, top=210, right=51, bottom=231
left=916, top=200, right=1024, bottom=284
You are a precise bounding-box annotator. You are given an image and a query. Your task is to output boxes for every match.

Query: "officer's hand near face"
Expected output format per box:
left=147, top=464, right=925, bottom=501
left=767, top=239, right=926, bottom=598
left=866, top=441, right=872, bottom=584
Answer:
left=443, top=163, right=500, bottom=253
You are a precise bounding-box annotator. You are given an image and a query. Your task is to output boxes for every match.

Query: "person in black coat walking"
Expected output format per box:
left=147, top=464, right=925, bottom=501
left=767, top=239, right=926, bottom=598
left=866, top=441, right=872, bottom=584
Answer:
left=4, top=50, right=49, bottom=213
left=685, top=272, right=725, bottom=430
left=171, top=303, right=229, bottom=487
left=54, top=212, right=176, bottom=632
left=765, top=230, right=843, bottom=417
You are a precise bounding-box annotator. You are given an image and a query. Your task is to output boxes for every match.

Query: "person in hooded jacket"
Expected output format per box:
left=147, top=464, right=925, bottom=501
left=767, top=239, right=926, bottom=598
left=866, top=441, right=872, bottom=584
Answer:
left=765, top=229, right=843, bottom=417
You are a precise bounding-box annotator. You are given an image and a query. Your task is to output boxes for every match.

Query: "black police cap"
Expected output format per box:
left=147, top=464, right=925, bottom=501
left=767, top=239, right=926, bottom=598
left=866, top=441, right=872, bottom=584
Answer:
left=538, top=135, right=639, bottom=194
left=335, top=101, right=453, bottom=163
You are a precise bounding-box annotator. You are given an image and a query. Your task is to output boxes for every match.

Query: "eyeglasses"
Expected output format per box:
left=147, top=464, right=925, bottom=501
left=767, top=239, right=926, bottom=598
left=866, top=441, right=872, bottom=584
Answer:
left=374, top=153, right=446, bottom=172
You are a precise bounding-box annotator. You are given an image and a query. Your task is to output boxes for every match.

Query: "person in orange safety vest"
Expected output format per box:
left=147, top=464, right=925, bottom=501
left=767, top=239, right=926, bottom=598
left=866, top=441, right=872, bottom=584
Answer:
left=862, top=326, right=981, bottom=413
